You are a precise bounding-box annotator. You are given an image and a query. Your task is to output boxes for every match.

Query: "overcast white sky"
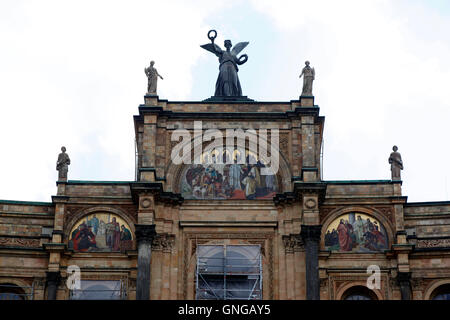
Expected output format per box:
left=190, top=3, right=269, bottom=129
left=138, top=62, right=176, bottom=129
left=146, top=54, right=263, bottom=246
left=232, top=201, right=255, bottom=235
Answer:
left=0, top=0, right=449, bottom=203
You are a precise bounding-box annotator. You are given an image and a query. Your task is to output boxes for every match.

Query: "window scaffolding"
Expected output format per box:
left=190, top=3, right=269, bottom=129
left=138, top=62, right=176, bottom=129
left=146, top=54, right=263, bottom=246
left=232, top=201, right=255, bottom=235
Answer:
left=196, top=244, right=262, bottom=300
left=69, top=280, right=127, bottom=300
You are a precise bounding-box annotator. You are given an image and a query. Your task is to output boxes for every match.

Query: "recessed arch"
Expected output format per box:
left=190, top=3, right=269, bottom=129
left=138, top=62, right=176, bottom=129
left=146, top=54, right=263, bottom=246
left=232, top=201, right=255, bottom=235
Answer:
left=166, top=133, right=292, bottom=195
left=336, top=282, right=383, bottom=300
left=0, top=279, right=30, bottom=300
left=65, top=207, right=135, bottom=253
left=424, top=280, right=450, bottom=300
left=65, top=206, right=136, bottom=239
left=321, top=206, right=393, bottom=253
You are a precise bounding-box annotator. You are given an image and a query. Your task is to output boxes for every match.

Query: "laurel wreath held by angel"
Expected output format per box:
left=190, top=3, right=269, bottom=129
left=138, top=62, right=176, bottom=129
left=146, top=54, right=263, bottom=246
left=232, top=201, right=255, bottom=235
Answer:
left=200, top=30, right=249, bottom=97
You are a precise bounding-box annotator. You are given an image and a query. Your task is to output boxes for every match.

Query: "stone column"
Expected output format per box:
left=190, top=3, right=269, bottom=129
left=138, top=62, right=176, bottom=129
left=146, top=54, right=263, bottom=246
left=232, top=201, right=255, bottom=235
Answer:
left=300, top=225, right=321, bottom=300
left=135, top=224, right=156, bottom=300
left=397, top=272, right=412, bottom=300
left=46, top=271, right=61, bottom=300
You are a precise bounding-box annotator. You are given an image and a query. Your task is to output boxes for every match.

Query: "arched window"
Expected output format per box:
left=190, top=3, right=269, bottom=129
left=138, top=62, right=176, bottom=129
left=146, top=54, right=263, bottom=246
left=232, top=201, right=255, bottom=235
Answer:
left=342, top=285, right=378, bottom=300
left=70, top=280, right=125, bottom=300
left=431, top=284, right=450, bottom=300
left=196, top=245, right=262, bottom=300
left=0, top=283, right=26, bottom=300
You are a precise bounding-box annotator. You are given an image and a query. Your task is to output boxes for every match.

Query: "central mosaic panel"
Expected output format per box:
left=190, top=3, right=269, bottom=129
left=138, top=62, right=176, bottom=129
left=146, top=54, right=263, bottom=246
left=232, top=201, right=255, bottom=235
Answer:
left=180, top=149, right=278, bottom=200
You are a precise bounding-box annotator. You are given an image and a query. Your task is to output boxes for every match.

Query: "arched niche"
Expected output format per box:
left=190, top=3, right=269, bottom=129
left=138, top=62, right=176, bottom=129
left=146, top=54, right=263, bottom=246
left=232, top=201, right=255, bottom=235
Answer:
left=66, top=207, right=135, bottom=253
left=336, top=283, right=382, bottom=300
left=166, top=134, right=292, bottom=199
left=0, top=280, right=30, bottom=300
left=321, top=207, right=393, bottom=253
left=424, top=280, right=450, bottom=300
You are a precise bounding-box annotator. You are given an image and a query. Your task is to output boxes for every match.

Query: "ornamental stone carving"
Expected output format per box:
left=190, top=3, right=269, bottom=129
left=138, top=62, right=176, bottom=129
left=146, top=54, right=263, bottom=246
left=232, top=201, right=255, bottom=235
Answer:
left=282, top=234, right=304, bottom=253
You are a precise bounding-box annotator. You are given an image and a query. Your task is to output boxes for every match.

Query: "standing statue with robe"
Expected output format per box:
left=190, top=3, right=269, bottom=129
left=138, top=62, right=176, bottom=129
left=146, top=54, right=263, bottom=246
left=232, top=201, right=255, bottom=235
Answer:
left=388, top=145, right=403, bottom=180
left=299, top=60, right=315, bottom=96
left=145, top=60, right=163, bottom=95
left=56, top=146, right=70, bottom=181
left=201, top=30, right=249, bottom=97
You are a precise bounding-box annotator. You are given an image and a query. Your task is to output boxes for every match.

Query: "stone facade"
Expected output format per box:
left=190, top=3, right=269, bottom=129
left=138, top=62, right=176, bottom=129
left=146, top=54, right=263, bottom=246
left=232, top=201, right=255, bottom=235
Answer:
left=1, top=95, right=449, bottom=300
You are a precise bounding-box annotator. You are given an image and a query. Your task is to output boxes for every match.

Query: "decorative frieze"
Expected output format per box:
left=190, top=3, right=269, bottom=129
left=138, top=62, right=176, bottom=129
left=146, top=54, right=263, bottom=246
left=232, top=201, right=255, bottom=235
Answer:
left=0, top=237, right=41, bottom=248
left=416, top=238, right=450, bottom=248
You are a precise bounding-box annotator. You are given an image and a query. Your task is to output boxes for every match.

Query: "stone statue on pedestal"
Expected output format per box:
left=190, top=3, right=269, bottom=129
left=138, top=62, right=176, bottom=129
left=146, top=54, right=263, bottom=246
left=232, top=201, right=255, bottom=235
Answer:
left=201, top=30, right=249, bottom=97
left=145, top=61, right=163, bottom=95
left=56, top=146, right=70, bottom=181
left=389, top=145, right=403, bottom=180
left=299, top=61, right=315, bottom=96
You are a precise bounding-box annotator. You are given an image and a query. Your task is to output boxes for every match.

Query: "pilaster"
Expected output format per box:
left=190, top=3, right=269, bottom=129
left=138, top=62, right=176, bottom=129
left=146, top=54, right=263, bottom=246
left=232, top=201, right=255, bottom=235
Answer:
left=45, top=271, right=61, bottom=300
left=135, top=224, right=157, bottom=300
left=397, top=271, right=412, bottom=300
left=300, top=225, right=321, bottom=300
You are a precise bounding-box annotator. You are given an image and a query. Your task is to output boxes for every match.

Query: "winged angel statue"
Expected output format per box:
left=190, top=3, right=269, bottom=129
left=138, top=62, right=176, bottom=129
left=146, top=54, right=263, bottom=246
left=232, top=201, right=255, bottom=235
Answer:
left=201, top=30, right=249, bottom=97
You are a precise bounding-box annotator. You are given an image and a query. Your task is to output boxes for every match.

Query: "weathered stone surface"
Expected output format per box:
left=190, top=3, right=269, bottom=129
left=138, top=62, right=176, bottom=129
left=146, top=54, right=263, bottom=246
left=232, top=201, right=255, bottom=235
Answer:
left=0, top=96, right=449, bottom=302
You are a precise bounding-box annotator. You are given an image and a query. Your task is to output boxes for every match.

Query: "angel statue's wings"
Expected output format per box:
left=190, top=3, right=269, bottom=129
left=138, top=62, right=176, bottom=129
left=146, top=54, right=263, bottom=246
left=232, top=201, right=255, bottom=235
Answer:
left=231, top=42, right=249, bottom=56
left=200, top=43, right=223, bottom=56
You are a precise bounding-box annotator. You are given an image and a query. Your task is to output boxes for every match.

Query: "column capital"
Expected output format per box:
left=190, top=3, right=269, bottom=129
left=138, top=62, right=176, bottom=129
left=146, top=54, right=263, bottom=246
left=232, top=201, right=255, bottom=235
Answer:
left=46, top=271, right=61, bottom=285
left=397, top=271, right=412, bottom=284
left=135, top=224, right=157, bottom=243
left=300, top=225, right=322, bottom=242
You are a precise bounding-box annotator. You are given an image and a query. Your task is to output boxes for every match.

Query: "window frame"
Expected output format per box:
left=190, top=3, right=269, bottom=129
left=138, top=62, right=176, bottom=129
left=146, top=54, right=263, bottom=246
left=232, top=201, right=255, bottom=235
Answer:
left=195, top=244, right=263, bottom=300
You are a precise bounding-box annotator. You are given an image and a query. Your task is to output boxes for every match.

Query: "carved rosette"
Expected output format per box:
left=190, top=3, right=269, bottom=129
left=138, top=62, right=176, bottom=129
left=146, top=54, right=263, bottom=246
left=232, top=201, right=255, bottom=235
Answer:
left=139, top=197, right=154, bottom=210
left=282, top=234, right=304, bottom=253
left=303, top=197, right=318, bottom=210
left=135, top=224, right=156, bottom=244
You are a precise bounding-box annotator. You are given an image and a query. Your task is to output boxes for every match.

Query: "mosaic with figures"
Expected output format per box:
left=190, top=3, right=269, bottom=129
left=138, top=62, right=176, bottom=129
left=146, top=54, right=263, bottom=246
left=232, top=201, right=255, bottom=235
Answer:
left=180, top=149, right=278, bottom=200
left=69, top=213, right=133, bottom=252
left=324, top=213, right=388, bottom=252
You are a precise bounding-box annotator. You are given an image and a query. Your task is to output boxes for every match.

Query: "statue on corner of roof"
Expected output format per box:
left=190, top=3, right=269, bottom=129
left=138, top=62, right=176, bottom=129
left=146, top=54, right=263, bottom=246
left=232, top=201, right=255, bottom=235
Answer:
left=200, top=30, right=249, bottom=97
left=299, top=60, right=315, bottom=96
left=56, top=146, right=70, bottom=182
left=145, top=60, right=164, bottom=95
left=388, top=145, right=403, bottom=181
